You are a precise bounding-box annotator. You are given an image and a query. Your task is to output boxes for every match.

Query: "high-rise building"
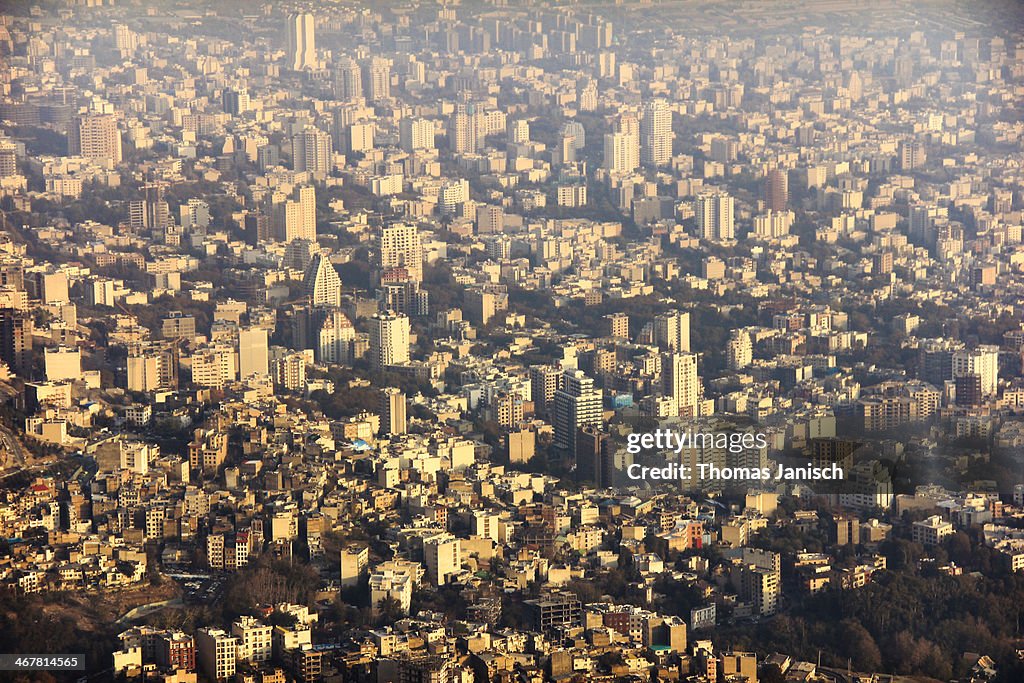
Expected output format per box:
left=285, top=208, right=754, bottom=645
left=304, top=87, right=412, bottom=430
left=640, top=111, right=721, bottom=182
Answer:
left=507, top=119, right=530, bottom=144
left=576, top=425, right=613, bottom=487
left=316, top=310, right=356, bottom=364
left=379, top=224, right=423, bottom=283
left=727, top=331, right=752, bottom=370
left=362, top=57, right=391, bottom=101
left=44, top=346, right=80, bottom=382
left=238, top=327, right=269, bottom=378
left=196, top=628, right=240, bottom=682
left=552, top=370, right=603, bottom=454
left=603, top=131, right=639, bottom=173
left=640, top=99, right=672, bottom=166
left=272, top=352, right=306, bottom=391
left=221, top=88, right=249, bottom=115
left=952, top=345, right=999, bottom=396
left=231, top=616, right=272, bottom=664
left=369, top=311, right=411, bottom=371
left=450, top=104, right=484, bottom=154
left=0, top=139, right=18, bottom=177
left=653, top=311, right=690, bottom=352
left=334, top=57, right=363, bottom=101
left=340, top=545, right=369, bottom=587
left=291, top=127, right=332, bottom=177
left=530, top=365, right=563, bottom=417
left=190, top=347, right=237, bottom=389
left=424, top=533, right=460, bottom=585
left=0, top=308, right=32, bottom=375
left=68, top=114, right=121, bottom=164
left=604, top=312, right=629, bottom=339
left=380, top=387, right=407, bottom=436
left=399, top=117, right=435, bottom=152
left=127, top=344, right=177, bottom=392
left=303, top=253, right=342, bottom=308
left=287, top=13, right=316, bottom=71
left=765, top=168, right=788, bottom=211
left=663, top=352, right=699, bottom=418
left=271, top=185, right=316, bottom=243
left=695, top=192, right=735, bottom=240
left=899, top=140, right=926, bottom=170
left=244, top=212, right=271, bottom=246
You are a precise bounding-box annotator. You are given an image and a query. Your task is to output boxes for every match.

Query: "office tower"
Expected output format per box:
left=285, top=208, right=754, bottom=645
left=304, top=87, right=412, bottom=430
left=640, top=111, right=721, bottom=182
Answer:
left=663, top=352, right=699, bottom=418
left=196, top=628, right=240, bottom=682
left=765, top=168, right=788, bottom=211
left=363, top=57, right=391, bottom=100
left=727, top=330, right=753, bottom=370
left=238, top=327, right=269, bottom=378
left=380, top=387, right=407, bottom=436
left=424, top=533, right=460, bottom=585
left=640, top=99, right=672, bottom=166
left=272, top=185, right=316, bottom=242
left=67, top=114, right=122, bottom=164
left=653, top=310, right=690, bottom=352
left=552, top=370, right=603, bottom=454
left=369, top=311, right=411, bottom=371
left=303, top=253, right=343, bottom=308
left=334, top=57, right=363, bottom=101
left=316, top=310, right=355, bottom=364
left=576, top=425, right=613, bottom=487
left=291, top=127, right=332, bottom=176
left=603, top=131, right=639, bottom=173
left=379, top=224, right=423, bottom=283
left=399, top=117, right=435, bottom=152
left=695, top=192, right=735, bottom=240
left=287, top=13, right=316, bottom=70
left=952, top=346, right=999, bottom=396
left=0, top=308, right=32, bottom=375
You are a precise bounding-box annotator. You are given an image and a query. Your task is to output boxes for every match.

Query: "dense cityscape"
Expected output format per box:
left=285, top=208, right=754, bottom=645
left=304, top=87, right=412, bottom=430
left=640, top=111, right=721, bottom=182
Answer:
left=1, top=0, right=1024, bottom=681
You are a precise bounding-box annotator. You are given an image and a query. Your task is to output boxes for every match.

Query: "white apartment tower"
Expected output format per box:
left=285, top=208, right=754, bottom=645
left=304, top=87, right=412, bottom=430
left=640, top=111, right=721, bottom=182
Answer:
left=640, top=99, right=672, bottom=166
left=552, top=370, right=603, bottom=454
left=379, top=224, right=424, bottom=283
left=303, top=253, right=343, bottom=308
left=291, top=127, right=332, bottom=176
left=370, top=311, right=411, bottom=371
left=287, top=13, right=316, bottom=70
left=603, top=131, right=639, bottom=174
left=695, top=192, right=735, bottom=240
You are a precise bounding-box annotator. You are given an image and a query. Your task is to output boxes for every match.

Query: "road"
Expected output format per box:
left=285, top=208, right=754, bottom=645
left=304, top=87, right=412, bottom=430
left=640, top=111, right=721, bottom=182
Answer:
left=0, top=424, right=25, bottom=470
